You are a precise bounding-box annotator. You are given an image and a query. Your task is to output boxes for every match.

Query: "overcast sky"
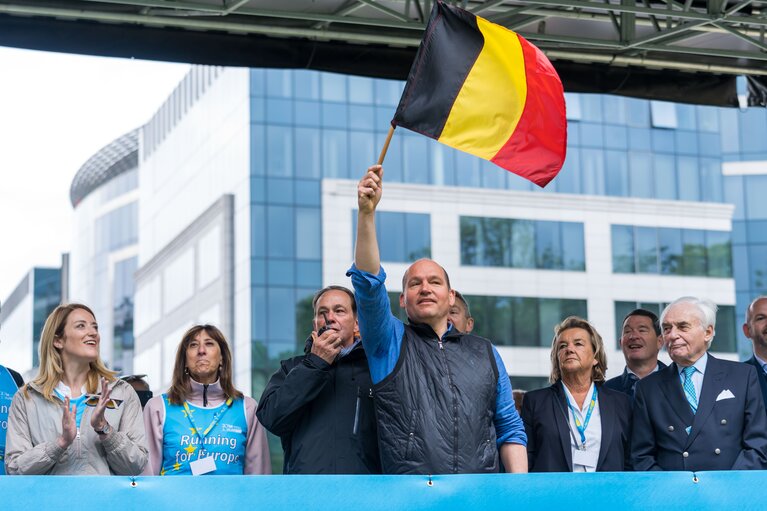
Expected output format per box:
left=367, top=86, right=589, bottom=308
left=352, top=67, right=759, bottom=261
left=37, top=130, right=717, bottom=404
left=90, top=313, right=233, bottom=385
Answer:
left=0, top=47, right=190, bottom=302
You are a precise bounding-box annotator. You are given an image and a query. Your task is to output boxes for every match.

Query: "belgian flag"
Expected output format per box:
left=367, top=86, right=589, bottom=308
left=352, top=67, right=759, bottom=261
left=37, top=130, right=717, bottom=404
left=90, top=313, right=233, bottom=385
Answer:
left=392, top=1, right=567, bottom=188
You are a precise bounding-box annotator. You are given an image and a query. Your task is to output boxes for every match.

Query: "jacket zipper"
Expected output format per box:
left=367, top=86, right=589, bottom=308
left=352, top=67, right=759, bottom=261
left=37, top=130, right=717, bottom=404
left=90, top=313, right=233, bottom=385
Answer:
left=437, top=338, right=459, bottom=473
left=76, top=427, right=81, bottom=459
left=353, top=387, right=361, bottom=436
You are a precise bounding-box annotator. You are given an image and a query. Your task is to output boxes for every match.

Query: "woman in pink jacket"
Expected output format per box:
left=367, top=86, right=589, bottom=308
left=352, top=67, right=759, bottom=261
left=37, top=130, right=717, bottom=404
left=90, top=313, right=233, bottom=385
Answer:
left=143, top=324, right=270, bottom=475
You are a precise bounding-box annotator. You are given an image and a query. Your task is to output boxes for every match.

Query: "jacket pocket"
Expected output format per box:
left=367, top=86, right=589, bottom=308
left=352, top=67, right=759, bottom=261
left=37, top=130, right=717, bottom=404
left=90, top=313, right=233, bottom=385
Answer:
left=405, top=409, right=417, bottom=460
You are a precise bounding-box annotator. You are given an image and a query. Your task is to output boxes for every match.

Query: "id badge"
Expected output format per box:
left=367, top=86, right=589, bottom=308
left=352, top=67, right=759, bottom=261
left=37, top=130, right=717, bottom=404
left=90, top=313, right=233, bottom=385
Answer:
left=572, top=448, right=598, bottom=469
left=190, top=456, right=217, bottom=475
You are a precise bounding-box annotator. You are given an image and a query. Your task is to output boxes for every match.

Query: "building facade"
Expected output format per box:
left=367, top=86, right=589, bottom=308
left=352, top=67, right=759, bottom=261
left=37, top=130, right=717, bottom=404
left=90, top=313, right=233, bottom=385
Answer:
left=69, top=129, right=139, bottom=374
left=120, top=66, right=761, bottom=399
left=0, top=267, right=63, bottom=377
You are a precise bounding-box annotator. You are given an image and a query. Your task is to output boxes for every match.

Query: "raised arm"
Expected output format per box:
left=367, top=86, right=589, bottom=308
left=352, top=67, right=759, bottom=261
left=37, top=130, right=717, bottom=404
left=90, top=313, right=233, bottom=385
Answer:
left=355, top=165, right=383, bottom=274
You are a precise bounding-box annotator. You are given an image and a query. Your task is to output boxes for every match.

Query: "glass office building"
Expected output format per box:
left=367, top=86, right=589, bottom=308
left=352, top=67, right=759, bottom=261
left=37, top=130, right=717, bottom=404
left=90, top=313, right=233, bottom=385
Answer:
left=0, top=267, right=62, bottom=377
left=119, top=65, right=764, bottom=405
left=69, top=130, right=139, bottom=374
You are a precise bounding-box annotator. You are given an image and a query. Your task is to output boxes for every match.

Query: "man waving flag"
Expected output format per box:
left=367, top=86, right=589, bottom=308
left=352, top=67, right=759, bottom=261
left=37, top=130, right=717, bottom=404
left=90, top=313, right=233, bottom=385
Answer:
left=392, top=1, right=567, bottom=187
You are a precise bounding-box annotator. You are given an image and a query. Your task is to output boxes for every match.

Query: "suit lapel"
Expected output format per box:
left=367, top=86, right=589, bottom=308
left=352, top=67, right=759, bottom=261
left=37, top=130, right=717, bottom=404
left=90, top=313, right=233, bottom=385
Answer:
left=596, top=385, right=613, bottom=470
left=660, top=363, right=695, bottom=425
left=686, top=354, right=724, bottom=447
left=747, top=357, right=767, bottom=404
left=552, top=382, right=573, bottom=468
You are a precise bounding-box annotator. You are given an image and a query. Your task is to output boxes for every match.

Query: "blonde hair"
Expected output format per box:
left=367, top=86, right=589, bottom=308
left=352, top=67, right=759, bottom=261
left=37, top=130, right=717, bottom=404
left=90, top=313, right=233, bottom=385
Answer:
left=548, top=316, right=607, bottom=384
left=25, top=303, right=116, bottom=402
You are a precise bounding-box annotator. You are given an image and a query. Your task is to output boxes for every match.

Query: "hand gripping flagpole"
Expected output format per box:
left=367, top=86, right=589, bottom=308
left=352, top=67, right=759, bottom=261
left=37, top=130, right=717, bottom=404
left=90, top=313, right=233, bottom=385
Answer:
left=377, top=125, right=396, bottom=165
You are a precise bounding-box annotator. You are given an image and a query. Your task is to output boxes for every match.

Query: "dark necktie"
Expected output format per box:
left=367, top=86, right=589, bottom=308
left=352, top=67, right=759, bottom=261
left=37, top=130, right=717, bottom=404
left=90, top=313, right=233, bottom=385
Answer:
left=628, top=373, right=639, bottom=398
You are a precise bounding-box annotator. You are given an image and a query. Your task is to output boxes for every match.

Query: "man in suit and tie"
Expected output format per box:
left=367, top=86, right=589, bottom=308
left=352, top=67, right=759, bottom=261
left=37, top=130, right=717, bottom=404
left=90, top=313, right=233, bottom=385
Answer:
left=605, top=309, right=666, bottom=398
left=631, top=296, right=767, bottom=471
left=743, top=296, right=767, bottom=413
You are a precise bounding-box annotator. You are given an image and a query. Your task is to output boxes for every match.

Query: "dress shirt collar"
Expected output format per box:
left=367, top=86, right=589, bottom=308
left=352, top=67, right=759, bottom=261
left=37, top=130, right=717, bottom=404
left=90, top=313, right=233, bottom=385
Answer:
left=676, top=351, right=708, bottom=377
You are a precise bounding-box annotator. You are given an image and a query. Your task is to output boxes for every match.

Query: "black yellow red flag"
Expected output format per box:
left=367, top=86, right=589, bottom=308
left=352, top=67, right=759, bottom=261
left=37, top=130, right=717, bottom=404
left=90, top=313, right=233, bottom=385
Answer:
left=393, top=1, right=567, bottom=187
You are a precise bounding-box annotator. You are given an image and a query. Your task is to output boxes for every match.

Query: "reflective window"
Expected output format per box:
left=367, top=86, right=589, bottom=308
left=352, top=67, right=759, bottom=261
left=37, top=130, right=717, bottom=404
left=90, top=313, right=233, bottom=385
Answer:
left=605, top=150, right=629, bottom=197
left=349, top=131, right=375, bottom=170
left=265, top=69, right=292, bottom=98
left=580, top=95, right=603, bottom=122
left=581, top=148, right=605, bottom=195
left=266, top=126, right=293, bottom=177
left=706, top=230, right=732, bottom=278
left=321, top=73, right=348, bottom=102
left=697, top=105, right=719, bottom=133
left=681, top=229, right=707, bottom=276
left=266, top=98, right=293, bottom=124
left=294, top=100, right=321, bottom=127
left=745, top=175, right=767, bottom=219
left=348, top=76, right=374, bottom=104
left=677, top=156, right=701, bottom=202
left=95, top=202, right=138, bottom=253
left=612, top=225, right=731, bottom=277
left=322, top=102, right=348, bottom=129
left=267, top=206, right=294, bottom=258
left=658, top=228, right=683, bottom=275
left=294, top=128, right=321, bottom=179
left=403, top=135, right=430, bottom=184
left=295, top=207, right=321, bottom=260
left=650, top=101, right=678, bottom=128
left=349, top=105, right=375, bottom=131
left=461, top=217, right=585, bottom=271
left=611, top=225, right=634, bottom=273
left=374, top=79, right=403, bottom=106
left=565, top=93, right=582, bottom=120
left=112, top=258, right=136, bottom=356
left=628, top=152, right=653, bottom=198
left=602, top=96, right=627, bottom=124
left=700, top=158, right=723, bottom=202
left=322, top=129, right=349, bottom=179
left=294, top=71, right=320, bottom=100
left=653, top=154, right=677, bottom=200
left=468, top=294, right=587, bottom=347
left=626, top=98, right=650, bottom=128
left=352, top=211, right=431, bottom=263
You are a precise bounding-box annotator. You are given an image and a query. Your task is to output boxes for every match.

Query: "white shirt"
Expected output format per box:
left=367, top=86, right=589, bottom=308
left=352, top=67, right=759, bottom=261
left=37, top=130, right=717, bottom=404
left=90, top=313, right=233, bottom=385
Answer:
left=677, top=351, right=708, bottom=401
left=754, top=352, right=767, bottom=374
left=562, top=382, right=602, bottom=472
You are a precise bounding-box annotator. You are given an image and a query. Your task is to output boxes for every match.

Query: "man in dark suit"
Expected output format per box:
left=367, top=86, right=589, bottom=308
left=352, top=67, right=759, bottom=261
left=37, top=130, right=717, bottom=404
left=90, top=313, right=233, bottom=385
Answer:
left=606, top=309, right=666, bottom=398
left=743, top=296, right=767, bottom=414
left=631, top=297, right=767, bottom=471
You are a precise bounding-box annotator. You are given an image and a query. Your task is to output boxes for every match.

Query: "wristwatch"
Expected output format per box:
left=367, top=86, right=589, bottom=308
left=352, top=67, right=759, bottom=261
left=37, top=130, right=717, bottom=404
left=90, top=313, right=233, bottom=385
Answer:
left=94, top=422, right=113, bottom=436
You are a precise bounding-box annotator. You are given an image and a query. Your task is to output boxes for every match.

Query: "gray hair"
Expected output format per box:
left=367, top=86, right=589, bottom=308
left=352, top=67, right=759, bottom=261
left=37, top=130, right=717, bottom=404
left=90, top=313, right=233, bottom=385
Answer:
left=661, top=296, right=717, bottom=347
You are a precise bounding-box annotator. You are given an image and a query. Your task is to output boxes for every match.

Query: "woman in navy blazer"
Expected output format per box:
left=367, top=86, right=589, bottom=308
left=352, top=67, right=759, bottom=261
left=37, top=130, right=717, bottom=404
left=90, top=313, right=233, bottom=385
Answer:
left=521, top=316, right=632, bottom=472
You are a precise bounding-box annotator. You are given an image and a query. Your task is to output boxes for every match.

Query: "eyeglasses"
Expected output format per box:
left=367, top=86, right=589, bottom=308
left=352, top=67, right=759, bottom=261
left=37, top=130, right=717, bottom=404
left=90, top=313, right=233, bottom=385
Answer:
left=85, top=396, right=124, bottom=409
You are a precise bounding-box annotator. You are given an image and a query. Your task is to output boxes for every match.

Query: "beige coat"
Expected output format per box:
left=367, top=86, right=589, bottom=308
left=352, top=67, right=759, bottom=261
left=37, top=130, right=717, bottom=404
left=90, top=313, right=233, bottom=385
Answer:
left=4, top=379, right=148, bottom=475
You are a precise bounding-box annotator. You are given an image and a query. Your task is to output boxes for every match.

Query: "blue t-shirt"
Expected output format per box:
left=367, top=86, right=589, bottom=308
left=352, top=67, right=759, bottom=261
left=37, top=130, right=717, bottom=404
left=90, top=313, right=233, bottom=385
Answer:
left=0, top=366, right=20, bottom=475
left=161, top=395, right=247, bottom=475
left=347, top=264, right=527, bottom=447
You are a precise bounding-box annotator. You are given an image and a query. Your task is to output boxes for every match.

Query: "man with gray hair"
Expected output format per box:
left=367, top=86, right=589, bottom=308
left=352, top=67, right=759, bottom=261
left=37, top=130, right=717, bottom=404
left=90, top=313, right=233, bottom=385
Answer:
left=743, top=295, right=767, bottom=414
left=631, top=296, right=767, bottom=471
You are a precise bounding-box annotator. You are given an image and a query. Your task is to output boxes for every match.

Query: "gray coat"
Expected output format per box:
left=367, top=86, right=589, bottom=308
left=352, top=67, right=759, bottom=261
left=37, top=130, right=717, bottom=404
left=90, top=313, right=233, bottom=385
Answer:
left=5, top=379, right=148, bottom=475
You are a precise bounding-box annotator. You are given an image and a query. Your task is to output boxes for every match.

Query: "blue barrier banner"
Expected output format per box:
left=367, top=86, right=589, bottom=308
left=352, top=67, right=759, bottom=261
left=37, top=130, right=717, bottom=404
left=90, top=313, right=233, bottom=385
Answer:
left=1, top=472, right=765, bottom=511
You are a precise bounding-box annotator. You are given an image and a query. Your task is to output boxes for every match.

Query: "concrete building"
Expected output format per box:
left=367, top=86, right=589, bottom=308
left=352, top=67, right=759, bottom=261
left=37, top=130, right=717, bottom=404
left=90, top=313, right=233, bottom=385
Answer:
left=0, top=266, right=63, bottom=378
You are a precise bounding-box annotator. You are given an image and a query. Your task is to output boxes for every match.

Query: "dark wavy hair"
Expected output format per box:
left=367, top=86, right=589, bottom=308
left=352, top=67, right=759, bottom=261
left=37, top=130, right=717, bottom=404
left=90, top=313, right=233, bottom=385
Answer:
left=167, top=324, right=243, bottom=405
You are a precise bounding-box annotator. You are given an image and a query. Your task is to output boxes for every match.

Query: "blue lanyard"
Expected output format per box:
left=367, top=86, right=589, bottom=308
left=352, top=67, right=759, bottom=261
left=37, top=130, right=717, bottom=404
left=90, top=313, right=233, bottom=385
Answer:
left=566, top=386, right=598, bottom=447
left=182, top=398, right=233, bottom=444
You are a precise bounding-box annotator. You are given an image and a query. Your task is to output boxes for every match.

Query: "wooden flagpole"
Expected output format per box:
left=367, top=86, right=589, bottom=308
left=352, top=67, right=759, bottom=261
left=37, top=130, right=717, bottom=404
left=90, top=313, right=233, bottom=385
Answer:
left=377, top=125, right=396, bottom=165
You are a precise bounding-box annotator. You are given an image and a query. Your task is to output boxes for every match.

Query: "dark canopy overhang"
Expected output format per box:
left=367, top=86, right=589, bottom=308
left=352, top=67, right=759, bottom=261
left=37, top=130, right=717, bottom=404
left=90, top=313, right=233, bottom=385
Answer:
left=2, top=0, right=767, bottom=106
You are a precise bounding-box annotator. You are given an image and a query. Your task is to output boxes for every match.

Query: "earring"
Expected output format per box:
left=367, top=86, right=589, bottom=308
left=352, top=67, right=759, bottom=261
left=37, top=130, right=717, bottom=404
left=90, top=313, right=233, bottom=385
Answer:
left=184, top=367, right=189, bottom=375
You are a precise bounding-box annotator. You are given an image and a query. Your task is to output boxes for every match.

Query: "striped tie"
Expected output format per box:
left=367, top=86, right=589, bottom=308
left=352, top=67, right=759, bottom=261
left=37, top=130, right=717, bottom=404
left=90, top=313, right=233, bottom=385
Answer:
left=682, top=366, right=698, bottom=414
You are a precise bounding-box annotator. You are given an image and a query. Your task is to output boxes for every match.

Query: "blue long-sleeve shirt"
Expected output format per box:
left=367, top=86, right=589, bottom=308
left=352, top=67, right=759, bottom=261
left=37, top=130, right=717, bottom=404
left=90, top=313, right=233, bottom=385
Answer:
left=347, top=264, right=527, bottom=448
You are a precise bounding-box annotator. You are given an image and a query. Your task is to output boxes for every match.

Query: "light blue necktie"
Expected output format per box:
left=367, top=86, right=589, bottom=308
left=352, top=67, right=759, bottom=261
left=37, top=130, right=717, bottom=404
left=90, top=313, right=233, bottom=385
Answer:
left=682, top=366, right=698, bottom=414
